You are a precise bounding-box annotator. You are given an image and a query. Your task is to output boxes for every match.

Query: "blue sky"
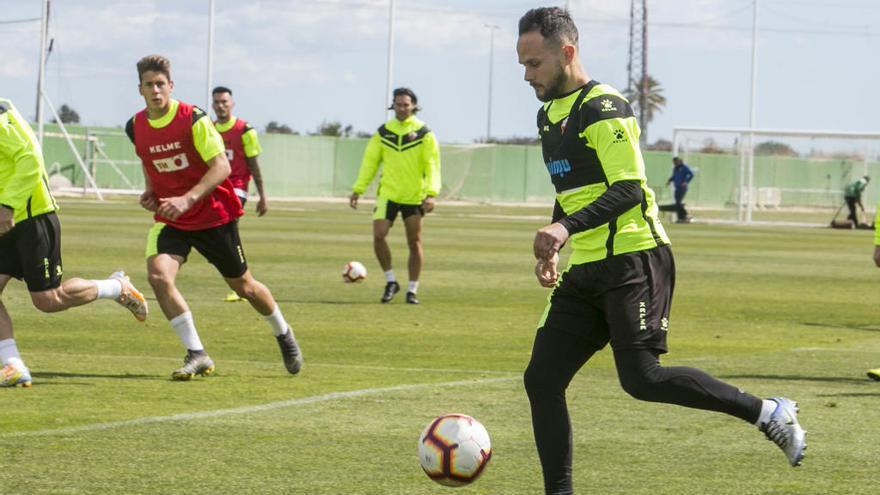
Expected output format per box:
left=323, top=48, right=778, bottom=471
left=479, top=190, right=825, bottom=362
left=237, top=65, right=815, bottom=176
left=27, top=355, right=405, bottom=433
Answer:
left=3, top=0, right=880, bottom=145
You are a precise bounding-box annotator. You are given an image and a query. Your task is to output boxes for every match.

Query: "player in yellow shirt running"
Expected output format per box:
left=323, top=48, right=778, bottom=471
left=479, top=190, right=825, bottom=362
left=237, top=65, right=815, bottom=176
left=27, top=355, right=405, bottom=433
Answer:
left=0, top=97, right=148, bottom=388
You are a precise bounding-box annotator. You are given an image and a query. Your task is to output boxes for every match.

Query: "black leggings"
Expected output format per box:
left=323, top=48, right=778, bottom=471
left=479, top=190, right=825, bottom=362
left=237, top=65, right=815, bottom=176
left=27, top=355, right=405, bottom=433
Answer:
left=523, top=329, right=763, bottom=495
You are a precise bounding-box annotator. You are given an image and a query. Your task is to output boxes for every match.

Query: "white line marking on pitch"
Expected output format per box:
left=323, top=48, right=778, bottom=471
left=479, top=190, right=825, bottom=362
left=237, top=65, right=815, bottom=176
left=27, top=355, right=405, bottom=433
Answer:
left=1, top=376, right=518, bottom=438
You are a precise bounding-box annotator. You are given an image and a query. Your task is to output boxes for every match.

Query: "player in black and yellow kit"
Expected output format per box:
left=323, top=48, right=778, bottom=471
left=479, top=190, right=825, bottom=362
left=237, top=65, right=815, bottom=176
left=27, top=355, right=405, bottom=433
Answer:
left=516, top=8, right=806, bottom=493
left=0, top=97, right=148, bottom=387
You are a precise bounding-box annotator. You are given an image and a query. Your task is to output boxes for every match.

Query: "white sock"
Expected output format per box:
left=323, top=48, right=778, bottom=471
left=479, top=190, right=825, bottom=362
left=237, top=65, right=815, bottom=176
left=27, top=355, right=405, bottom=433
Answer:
left=0, top=338, right=22, bottom=364
left=384, top=270, right=396, bottom=283
left=755, top=399, right=777, bottom=426
left=93, top=278, right=123, bottom=299
left=407, top=281, right=419, bottom=294
left=169, top=311, right=204, bottom=351
left=265, top=305, right=290, bottom=337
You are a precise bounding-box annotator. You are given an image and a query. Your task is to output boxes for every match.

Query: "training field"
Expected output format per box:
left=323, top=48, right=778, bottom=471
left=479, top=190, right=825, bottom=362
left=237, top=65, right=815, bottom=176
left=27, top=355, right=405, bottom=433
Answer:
left=1, top=199, right=878, bottom=494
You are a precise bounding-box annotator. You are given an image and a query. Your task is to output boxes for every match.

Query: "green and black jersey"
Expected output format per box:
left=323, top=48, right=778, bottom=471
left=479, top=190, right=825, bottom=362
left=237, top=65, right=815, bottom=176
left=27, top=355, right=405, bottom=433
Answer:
left=537, top=81, right=669, bottom=264
left=353, top=115, right=441, bottom=205
left=0, top=97, right=58, bottom=224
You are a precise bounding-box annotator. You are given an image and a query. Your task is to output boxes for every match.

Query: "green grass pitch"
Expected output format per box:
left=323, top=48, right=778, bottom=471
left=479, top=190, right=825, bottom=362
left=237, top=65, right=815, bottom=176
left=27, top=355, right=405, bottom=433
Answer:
left=1, top=199, right=878, bottom=494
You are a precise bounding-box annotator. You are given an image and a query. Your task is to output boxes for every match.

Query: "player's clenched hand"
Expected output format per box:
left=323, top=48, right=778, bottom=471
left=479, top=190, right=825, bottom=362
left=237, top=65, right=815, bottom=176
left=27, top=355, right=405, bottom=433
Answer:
left=533, top=222, right=569, bottom=260
left=535, top=252, right=559, bottom=288
left=139, top=191, right=158, bottom=212
left=157, top=195, right=194, bottom=221
left=874, top=246, right=880, bottom=268
left=349, top=192, right=359, bottom=210
left=0, top=206, right=15, bottom=235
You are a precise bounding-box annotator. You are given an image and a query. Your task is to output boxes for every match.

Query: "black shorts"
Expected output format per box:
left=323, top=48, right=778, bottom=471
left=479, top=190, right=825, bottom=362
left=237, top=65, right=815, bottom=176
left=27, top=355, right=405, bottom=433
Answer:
left=373, top=197, right=424, bottom=223
left=0, top=212, right=63, bottom=292
left=537, top=244, right=674, bottom=354
left=146, top=221, right=248, bottom=278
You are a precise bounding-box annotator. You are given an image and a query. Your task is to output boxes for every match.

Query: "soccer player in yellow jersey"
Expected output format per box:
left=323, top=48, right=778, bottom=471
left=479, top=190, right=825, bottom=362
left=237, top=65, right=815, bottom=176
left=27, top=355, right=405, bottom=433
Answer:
left=350, top=88, right=441, bottom=304
left=516, top=8, right=805, bottom=492
left=869, top=204, right=880, bottom=381
left=0, top=97, right=148, bottom=388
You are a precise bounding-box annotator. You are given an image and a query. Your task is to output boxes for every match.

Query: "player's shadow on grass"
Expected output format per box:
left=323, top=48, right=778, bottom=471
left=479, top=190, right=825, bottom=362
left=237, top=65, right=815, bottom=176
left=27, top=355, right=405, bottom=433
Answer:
left=802, top=322, right=880, bottom=333
left=31, top=371, right=159, bottom=381
left=817, top=392, right=880, bottom=398
left=720, top=373, right=869, bottom=384
left=181, top=297, right=378, bottom=305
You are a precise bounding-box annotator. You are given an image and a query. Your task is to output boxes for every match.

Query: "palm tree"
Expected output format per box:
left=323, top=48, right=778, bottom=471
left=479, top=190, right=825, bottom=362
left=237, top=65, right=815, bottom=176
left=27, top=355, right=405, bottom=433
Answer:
left=623, top=75, right=666, bottom=143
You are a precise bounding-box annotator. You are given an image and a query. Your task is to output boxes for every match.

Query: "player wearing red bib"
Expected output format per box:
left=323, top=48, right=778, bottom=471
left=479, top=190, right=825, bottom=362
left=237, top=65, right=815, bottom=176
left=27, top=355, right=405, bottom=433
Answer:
left=126, top=54, right=302, bottom=380
left=211, top=86, right=268, bottom=302
left=211, top=86, right=267, bottom=216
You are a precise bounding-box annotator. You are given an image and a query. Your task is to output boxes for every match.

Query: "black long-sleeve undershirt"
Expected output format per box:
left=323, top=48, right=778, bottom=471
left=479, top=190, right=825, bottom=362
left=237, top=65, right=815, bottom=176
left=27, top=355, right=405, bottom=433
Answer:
left=553, top=180, right=643, bottom=235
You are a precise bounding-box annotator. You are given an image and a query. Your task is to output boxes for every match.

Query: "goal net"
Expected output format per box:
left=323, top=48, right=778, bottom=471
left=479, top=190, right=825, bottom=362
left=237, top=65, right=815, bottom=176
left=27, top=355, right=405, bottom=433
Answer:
left=41, top=127, right=143, bottom=198
left=670, top=127, right=880, bottom=226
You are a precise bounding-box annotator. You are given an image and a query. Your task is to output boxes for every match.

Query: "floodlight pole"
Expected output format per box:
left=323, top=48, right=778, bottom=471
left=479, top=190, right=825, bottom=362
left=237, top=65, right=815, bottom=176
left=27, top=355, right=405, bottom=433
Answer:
left=485, top=24, right=499, bottom=141
left=384, top=0, right=396, bottom=119
left=36, top=0, right=49, bottom=144
left=745, top=0, right=760, bottom=223
left=206, top=0, right=215, bottom=111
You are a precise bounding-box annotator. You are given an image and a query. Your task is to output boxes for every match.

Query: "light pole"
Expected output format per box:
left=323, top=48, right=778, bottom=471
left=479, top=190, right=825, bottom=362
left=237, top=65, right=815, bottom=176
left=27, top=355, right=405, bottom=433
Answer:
left=206, top=0, right=215, bottom=111
left=385, top=0, right=396, bottom=119
left=485, top=24, right=499, bottom=141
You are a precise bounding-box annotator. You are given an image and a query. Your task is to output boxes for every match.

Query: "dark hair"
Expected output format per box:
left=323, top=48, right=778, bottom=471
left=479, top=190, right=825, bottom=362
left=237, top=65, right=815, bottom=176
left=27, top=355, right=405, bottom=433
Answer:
left=136, top=54, right=171, bottom=82
left=212, top=86, right=233, bottom=96
left=518, top=7, right=578, bottom=46
left=389, top=87, right=420, bottom=112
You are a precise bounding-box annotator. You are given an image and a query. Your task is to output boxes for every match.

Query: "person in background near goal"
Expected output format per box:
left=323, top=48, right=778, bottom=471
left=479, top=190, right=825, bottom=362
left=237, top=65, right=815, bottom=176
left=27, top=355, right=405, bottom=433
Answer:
left=844, top=175, right=870, bottom=228
left=211, top=85, right=268, bottom=303
left=516, top=9, right=807, bottom=494
left=126, top=55, right=302, bottom=380
left=349, top=87, right=441, bottom=305
left=0, top=97, right=148, bottom=388
left=666, top=156, right=693, bottom=223
left=869, top=204, right=880, bottom=381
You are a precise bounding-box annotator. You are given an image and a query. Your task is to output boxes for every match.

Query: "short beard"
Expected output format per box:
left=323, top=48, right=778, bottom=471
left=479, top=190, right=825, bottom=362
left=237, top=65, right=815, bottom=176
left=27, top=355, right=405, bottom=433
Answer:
left=537, top=67, right=569, bottom=102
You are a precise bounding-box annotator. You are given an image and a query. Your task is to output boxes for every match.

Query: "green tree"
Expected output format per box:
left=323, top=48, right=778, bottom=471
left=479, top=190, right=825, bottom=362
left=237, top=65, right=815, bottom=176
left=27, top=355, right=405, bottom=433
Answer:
left=312, top=120, right=354, bottom=137
left=265, top=121, right=298, bottom=135
left=53, top=104, right=80, bottom=124
left=755, top=141, right=798, bottom=157
left=624, top=75, right=666, bottom=142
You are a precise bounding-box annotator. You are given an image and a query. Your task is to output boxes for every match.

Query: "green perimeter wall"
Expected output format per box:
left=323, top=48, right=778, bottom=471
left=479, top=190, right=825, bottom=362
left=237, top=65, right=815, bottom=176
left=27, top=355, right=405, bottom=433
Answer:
left=39, top=123, right=880, bottom=208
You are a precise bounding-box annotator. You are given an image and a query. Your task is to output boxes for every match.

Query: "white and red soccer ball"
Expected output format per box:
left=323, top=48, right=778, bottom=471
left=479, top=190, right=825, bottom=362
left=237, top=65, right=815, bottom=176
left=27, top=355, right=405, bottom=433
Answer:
left=418, top=413, right=492, bottom=487
left=342, top=261, right=367, bottom=283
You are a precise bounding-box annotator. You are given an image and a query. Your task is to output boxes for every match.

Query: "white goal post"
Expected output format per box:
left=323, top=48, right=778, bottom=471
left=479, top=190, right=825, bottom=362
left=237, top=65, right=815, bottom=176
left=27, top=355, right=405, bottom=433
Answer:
left=672, top=126, right=880, bottom=224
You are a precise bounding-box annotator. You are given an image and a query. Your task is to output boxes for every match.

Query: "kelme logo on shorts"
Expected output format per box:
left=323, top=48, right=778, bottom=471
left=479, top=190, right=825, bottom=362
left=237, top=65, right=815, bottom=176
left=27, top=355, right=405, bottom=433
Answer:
left=639, top=301, right=647, bottom=331
left=613, top=129, right=628, bottom=143
left=152, top=153, right=190, bottom=173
